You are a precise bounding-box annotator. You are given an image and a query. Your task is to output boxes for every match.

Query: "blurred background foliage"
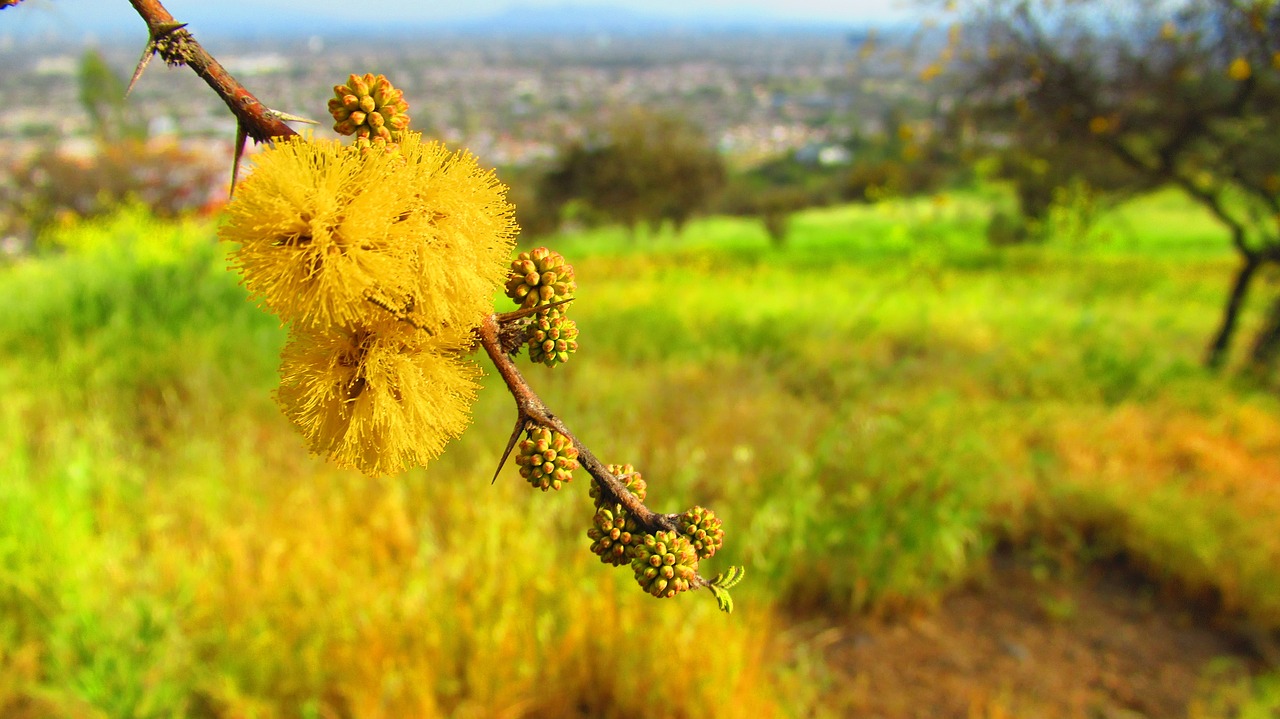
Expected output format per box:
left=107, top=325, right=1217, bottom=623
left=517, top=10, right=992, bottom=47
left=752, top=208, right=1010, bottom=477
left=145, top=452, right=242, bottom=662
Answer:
left=1, top=49, right=224, bottom=253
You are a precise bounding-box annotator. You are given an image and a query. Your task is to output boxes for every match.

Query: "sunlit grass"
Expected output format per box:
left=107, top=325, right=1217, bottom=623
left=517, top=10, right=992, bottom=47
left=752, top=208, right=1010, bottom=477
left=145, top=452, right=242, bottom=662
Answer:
left=2, top=195, right=1279, bottom=716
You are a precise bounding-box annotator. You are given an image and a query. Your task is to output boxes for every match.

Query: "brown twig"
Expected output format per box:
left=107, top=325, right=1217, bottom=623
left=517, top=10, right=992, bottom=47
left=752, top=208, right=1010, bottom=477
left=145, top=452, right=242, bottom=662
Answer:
left=127, top=0, right=298, bottom=144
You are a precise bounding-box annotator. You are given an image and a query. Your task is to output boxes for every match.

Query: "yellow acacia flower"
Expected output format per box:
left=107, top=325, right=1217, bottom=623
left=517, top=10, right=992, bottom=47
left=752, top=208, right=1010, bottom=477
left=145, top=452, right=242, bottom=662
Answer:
left=275, top=319, right=481, bottom=476
left=221, top=133, right=518, bottom=336
left=219, top=136, right=422, bottom=329
left=393, top=134, right=519, bottom=332
left=222, top=131, right=519, bottom=475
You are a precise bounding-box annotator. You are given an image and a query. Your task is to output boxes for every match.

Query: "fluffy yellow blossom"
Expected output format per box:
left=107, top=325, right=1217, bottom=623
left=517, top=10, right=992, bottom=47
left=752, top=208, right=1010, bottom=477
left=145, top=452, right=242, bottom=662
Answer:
left=221, top=133, right=517, bottom=335
left=392, top=133, right=519, bottom=332
left=219, top=136, right=423, bottom=329
left=276, top=320, right=481, bottom=476
left=221, top=130, right=519, bottom=475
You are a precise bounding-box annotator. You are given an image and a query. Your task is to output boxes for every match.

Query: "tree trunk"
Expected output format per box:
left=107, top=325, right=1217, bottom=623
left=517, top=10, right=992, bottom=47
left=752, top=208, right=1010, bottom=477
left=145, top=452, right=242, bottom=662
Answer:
left=1248, top=288, right=1280, bottom=374
left=1205, top=254, right=1261, bottom=370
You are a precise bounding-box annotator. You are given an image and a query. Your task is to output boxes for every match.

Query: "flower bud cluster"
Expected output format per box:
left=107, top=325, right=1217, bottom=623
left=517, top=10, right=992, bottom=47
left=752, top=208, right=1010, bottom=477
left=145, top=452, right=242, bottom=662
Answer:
left=581, top=462, right=725, bottom=599
left=590, top=463, right=648, bottom=504
left=678, top=506, right=724, bottom=559
left=515, top=426, right=579, bottom=491
left=629, top=530, right=700, bottom=599
left=527, top=309, right=579, bottom=368
left=496, top=242, right=735, bottom=603
left=505, top=247, right=576, bottom=311
left=328, top=73, right=411, bottom=150
left=504, top=247, right=580, bottom=368
left=586, top=464, right=647, bottom=566
left=588, top=503, right=640, bottom=566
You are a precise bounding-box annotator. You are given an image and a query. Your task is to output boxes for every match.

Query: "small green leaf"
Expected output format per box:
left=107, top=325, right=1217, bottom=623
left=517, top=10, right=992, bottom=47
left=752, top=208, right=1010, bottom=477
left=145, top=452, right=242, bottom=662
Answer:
left=705, top=566, right=744, bottom=613
left=709, top=565, right=745, bottom=590
left=708, top=584, right=734, bottom=613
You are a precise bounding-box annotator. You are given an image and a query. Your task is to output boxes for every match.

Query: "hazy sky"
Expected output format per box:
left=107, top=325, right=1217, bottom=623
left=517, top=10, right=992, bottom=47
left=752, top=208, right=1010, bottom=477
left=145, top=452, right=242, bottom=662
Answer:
left=5, top=0, right=914, bottom=38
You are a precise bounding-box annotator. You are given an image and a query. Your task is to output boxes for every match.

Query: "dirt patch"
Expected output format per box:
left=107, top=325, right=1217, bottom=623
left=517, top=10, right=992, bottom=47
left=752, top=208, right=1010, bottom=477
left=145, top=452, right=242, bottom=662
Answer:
left=794, top=554, right=1267, bottom=718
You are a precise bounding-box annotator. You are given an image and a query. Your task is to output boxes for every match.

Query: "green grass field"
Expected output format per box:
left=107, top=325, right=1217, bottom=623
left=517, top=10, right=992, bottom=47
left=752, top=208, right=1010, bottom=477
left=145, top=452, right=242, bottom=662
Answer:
left=2, top=193, right=1279, bottom=717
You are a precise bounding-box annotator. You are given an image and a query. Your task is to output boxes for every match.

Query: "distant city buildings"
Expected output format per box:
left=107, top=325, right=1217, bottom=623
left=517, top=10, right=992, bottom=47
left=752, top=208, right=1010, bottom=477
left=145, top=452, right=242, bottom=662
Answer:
left=0, top=29, right=929, bottom=169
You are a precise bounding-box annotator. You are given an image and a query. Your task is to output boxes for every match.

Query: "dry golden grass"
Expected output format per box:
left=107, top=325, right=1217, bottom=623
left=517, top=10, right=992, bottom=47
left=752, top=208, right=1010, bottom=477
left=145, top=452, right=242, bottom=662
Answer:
left=1051, top=402, right=1280, bottom=623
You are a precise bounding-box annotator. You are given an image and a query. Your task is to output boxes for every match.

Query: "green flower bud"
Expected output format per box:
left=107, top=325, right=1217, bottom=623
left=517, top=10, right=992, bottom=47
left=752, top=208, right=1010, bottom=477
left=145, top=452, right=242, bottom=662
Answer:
left=349, top=73, right=370, bottom=97
left=527, top=309, right=579, bottom=368
left=590, top=463, right=648, bottom=505
left=587, top=503, right=641, bottom=566
left=504, top=246, right=576, bottom=311
left=678, top=506, right=724, bottom=560
left=514, top=426, right=578, bottom=491
left=630, top=530, right=698, bottom=598
left=329, top=72, right=412, bottom=144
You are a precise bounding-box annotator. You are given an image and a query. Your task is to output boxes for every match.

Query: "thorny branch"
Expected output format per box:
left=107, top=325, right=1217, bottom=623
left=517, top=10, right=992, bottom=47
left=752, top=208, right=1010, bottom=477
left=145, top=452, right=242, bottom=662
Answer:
left=124, top=0, right=717, bottom=592
left=477, top=317, right=677, bottom=530
left=127, top=0, right=298, bottom=144
left=477, top=314, right=709, bottom=591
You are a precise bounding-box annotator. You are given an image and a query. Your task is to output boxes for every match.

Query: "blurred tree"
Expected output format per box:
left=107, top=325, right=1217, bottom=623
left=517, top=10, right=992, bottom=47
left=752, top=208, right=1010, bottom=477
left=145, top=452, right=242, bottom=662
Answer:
left=988, top=144, right=1156, bottom=244
left=755, top=187, right=811, bottom=247
left=500, top=166, right=562, bottom=243
left=540, top=108, right=726, bottom=237
left=946, top=0, right=1280, bottom=370
left=718, top=165, right=831, bottom=247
